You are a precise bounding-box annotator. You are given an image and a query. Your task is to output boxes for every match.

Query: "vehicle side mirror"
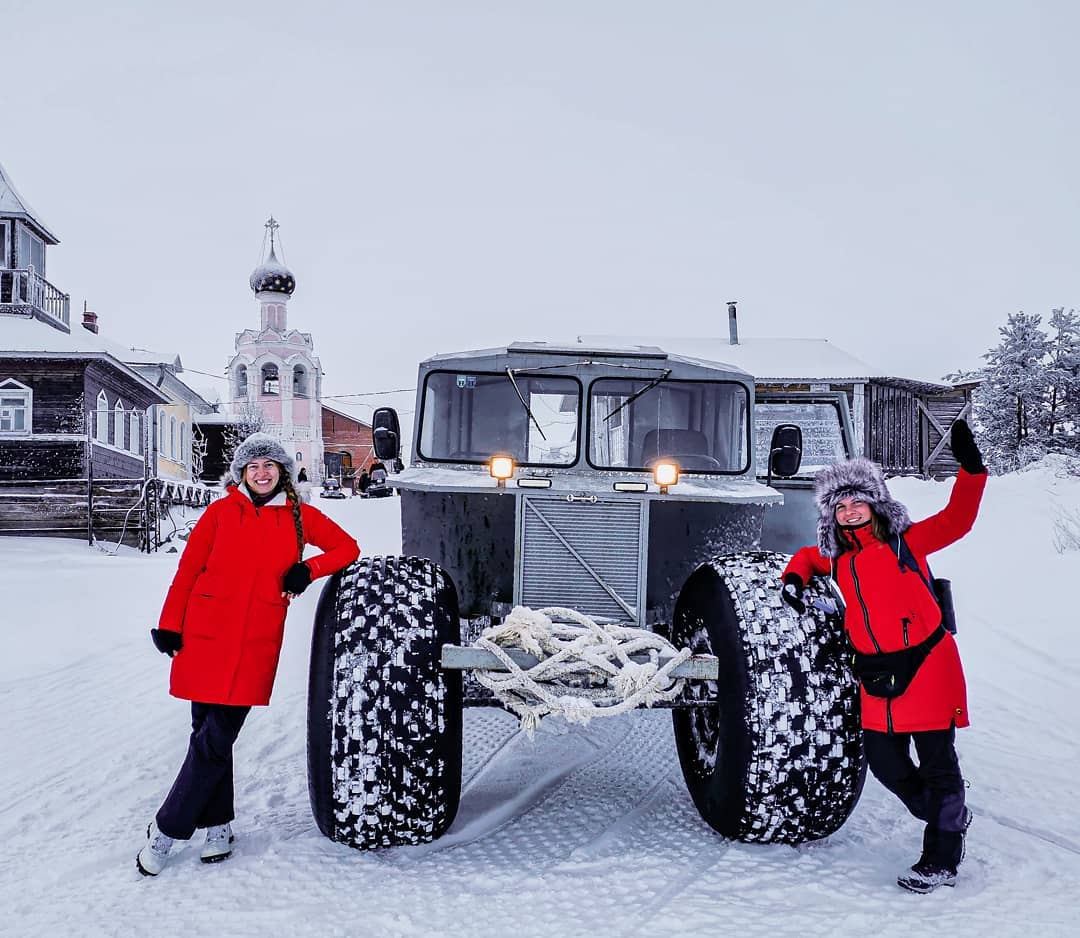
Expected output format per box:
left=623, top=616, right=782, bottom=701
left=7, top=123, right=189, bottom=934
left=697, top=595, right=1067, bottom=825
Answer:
left=767, top=423, right=803, bottom=483
left=372, top=407, right=401, bottom=462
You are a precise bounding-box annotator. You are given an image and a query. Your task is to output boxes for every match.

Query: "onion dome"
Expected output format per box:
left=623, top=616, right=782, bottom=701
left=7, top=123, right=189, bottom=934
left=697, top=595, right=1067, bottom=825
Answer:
left=249, top=246, right=296, bottom=296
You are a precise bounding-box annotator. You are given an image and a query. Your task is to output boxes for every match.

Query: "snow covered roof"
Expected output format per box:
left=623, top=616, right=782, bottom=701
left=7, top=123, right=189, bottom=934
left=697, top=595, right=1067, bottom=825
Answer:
left=322, top=400, right=373, bottom=427
left=579, top=334, right=960, bottom=393
left=0, top=315, right=170, bottom=400
left=0, top=162, right=59, bottom=244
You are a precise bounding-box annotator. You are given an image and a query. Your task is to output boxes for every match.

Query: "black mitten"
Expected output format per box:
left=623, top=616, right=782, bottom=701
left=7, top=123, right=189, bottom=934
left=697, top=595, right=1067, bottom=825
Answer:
left=950, top=419, right=986, bottom=474
left=283, top=562, right=312, bottom=596
left=150, top=628, right=183, bottom=657
left=780, top=573, right=806, bottom=615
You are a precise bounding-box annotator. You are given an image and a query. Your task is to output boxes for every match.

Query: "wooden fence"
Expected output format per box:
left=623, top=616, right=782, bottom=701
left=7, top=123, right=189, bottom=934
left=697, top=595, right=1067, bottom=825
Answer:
left=0, top=478, right=215, bottom=549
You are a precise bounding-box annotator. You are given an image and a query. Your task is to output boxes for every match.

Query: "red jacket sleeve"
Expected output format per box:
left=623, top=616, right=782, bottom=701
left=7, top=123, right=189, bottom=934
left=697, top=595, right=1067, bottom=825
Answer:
left=783, top=544, right=831, bottom=584
left=301, top=505, right=360, bottom=579
left=903, top=468, right=987, bottom=557
left=157, top=501, right=220, bottom=634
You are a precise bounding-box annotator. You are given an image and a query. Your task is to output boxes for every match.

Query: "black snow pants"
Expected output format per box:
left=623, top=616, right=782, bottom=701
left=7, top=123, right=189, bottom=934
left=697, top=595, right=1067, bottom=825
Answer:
left=863, top=726, right=967, bottom=871
left=156, top=702, right=251, bottom=841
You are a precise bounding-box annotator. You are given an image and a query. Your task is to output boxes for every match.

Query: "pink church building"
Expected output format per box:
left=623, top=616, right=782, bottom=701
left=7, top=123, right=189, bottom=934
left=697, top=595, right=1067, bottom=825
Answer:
left=226, top=219, right=324, bottom=482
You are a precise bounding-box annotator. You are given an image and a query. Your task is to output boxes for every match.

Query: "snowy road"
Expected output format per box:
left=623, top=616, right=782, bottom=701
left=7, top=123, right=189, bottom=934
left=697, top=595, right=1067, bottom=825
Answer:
left=2, top=467, right=1079, bottom=937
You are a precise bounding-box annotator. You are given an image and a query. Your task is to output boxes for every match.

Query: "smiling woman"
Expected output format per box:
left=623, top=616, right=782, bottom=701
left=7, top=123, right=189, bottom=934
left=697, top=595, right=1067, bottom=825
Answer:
left=136, top=432, right=359, bottom=877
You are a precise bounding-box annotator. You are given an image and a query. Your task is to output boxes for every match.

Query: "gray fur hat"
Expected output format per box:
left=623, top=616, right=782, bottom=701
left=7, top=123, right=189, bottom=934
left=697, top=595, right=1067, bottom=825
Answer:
left=229, top=432, right=296, bottom=486
left=814, top=457, right=911, bottom=558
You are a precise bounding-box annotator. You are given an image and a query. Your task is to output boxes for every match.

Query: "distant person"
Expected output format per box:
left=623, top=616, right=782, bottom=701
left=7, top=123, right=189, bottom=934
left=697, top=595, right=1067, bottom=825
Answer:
left=780, top=420, right=987, bottom=894
left=357, top=469, right=370, bottom=495
left=138, top=433, right=359, bottom=876
left=297, top=467, right=308, bottom=483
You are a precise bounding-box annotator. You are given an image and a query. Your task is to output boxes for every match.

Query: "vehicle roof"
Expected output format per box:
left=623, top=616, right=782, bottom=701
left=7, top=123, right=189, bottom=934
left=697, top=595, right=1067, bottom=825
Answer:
left=419, top=341, right=754, bottom=381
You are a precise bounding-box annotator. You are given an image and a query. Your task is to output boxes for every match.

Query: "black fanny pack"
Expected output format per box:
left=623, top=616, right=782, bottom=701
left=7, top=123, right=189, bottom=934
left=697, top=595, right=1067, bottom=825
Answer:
left=852, top=624, right=947, bottom=699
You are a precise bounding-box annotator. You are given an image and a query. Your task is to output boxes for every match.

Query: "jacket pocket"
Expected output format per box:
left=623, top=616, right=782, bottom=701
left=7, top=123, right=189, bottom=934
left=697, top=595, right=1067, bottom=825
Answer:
left=183, top=574, right=235, bottom=638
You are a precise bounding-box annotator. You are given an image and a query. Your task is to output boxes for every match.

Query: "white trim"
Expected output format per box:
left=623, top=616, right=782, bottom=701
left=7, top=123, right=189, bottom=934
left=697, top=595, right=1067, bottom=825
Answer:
left=129, top=411, right=142, bottom=455
left=113, top=398, right=125, bottom=449
left=0, top=377, right=32, bottom=435
left=0, top=220, right=9, bottom=268
left=95, top=390, right=109, bottom=444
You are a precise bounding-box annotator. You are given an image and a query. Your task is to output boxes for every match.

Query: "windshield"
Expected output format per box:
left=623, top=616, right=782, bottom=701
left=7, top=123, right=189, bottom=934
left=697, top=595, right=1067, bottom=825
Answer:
left=588, top=378, right=750, bottom=472
left=418, top=370, right=581, bottom=465
left=754, top=400, right=850, bottom=478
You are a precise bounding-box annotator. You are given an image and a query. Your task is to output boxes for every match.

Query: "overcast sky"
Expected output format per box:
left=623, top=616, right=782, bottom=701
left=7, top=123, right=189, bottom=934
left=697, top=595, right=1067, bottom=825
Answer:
left=3, top=0, right=1077, bottom=409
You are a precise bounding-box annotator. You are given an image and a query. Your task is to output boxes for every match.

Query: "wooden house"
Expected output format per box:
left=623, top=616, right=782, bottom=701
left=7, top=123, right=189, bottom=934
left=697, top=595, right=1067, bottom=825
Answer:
left=584, top=305, right=977, bottom=478
left=1, top=163, right=173, bottom=542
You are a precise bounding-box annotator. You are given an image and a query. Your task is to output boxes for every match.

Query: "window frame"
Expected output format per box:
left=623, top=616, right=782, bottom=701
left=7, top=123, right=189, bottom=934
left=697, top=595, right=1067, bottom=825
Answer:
left=95, top=390, right=109, bottom=444
left=585, top=376, right=752, bottom=475
left=415, top=368, right=584, bottom=467
left=0, top=378, right=32, bottom=436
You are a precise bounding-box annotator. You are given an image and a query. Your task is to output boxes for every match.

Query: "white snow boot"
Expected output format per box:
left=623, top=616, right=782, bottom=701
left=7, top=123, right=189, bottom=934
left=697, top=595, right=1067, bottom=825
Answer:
left=200, top=823, right=235, bottom=864
left=136, top=822, right=175, bottom=877
left=897, top=861, right=957, bottom=893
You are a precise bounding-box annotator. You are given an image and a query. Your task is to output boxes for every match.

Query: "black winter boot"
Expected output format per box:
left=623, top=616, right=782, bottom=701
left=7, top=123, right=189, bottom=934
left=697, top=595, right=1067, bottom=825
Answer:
left=897, top=824, right=966, bottom=894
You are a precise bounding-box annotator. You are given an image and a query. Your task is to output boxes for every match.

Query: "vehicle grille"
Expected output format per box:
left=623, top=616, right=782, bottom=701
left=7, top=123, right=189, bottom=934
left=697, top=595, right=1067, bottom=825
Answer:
left=517, top=494, right=646, bottom=625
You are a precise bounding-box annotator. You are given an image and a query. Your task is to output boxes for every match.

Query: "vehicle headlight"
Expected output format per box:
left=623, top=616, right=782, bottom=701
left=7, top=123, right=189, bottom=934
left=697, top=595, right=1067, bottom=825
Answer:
left=652, top=460, right=679, bottom=493
left=489, top=455, right=515, bottom=486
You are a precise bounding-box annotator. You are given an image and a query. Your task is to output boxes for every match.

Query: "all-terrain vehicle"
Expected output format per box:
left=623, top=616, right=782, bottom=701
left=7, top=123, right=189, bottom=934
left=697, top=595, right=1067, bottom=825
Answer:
left=307, top=342, right=863, bottom=850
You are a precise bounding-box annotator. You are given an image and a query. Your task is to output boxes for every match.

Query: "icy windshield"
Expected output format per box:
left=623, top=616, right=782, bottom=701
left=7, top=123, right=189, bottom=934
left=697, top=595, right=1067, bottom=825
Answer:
left=588, top=378, right=750, bottom=473
left=418, top=371, right=581, bottom=465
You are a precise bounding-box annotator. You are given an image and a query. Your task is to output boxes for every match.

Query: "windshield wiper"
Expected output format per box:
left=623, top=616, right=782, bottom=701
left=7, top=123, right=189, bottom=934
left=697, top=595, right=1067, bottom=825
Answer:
left=605, top=368, right=672, bottom=422
left=505, top=368, right=547, bottom=440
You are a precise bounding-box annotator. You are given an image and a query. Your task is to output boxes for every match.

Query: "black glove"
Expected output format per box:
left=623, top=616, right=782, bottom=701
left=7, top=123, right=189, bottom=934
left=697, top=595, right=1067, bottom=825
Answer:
left=150, top=628, right=183, bottom=658
left=780, top=574, right=806, bottom=616
left=283, top=562, right=312, bottom=596
left=950, top=419, right=986, bottom=474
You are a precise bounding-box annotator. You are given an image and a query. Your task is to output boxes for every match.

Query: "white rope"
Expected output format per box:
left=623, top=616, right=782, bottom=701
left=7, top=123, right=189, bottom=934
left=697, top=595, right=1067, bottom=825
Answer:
left=473, top=606, right=692, bottom=736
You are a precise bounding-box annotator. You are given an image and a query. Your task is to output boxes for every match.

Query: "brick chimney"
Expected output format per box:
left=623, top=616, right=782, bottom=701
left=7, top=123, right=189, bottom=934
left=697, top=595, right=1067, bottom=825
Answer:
left=727, top=300, right=739, bottom=345
left=82, top=302, right=98, bottom=334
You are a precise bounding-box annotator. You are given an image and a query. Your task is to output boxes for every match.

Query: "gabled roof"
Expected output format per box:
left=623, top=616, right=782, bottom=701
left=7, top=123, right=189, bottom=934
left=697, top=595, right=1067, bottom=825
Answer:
left=579, top=334, right=962, bottom=393
left=0, top=162, right=60, bottom=244
left=0, top=315, right=168, bottom=401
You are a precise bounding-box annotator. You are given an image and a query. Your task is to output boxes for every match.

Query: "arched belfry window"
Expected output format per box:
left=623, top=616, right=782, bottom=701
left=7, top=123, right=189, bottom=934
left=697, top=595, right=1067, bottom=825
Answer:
left=235, top=365, right=248, bottom=400
left=261, top=363, right=280, bottom=396
left=293, top=365, right=308, bottom=398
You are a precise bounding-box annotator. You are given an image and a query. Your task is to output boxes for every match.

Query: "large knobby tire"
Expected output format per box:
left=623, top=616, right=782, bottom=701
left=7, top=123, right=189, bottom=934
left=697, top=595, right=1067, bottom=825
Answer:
left=671, top=551, right=864, bottom=844
left=308, top=555, right=463, bottom=849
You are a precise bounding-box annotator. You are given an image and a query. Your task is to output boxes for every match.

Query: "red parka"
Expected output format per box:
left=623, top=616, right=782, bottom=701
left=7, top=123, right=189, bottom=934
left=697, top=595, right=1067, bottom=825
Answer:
left=783, top=469, right=986, bottom=733
left=158, top=487, right=359, bottom=706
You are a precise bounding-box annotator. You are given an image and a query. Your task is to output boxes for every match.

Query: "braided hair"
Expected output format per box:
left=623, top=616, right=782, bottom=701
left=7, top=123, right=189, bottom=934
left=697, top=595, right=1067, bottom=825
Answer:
left=279, top=474, right=306, bottom=562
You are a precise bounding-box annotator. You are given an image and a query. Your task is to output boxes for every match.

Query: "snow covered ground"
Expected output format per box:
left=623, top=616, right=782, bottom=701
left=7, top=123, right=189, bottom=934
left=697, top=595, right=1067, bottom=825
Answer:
left=2, top=465, right=1079, bottom=938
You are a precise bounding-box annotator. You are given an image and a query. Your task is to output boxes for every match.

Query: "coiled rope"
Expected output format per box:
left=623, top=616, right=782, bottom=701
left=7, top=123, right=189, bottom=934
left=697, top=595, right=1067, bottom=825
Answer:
left=474, top=606, right=691, bottom=735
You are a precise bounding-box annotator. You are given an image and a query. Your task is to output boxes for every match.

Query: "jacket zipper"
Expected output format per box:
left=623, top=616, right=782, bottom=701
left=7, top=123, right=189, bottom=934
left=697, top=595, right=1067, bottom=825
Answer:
left=849, top=553, right=882, bottom=653
left=887, top=697, right=894, bottom=733
left=902, top=617, right=910, bottom=647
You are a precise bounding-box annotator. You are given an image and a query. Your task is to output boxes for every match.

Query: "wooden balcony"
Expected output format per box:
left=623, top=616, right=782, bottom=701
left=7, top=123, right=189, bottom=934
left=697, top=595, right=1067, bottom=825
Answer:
left=0, top=267, right=71, bottom=330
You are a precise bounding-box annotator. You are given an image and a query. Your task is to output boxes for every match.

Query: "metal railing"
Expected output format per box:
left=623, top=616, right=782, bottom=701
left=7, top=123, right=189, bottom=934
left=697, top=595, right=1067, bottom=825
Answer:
left=0, top=267, right=71, bottom=328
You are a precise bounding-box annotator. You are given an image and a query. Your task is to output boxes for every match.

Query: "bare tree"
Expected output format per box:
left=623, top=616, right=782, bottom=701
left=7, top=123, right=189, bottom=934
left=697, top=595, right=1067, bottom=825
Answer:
left=190, top=425, right=208, bottom=482
left=223, top=404, right=266, bottom=471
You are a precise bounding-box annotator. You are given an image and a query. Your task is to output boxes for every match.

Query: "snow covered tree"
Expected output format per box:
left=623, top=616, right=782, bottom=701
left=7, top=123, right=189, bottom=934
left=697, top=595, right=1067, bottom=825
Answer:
left=974, top=311, right=1051, bottom=471
left=1046, top=307, right=1080, bottom=451
left=222, top=404, right=265, bottom=476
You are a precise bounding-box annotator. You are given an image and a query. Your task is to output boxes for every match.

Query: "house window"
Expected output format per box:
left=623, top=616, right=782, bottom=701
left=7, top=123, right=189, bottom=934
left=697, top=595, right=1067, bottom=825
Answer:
left=0, top=378, right=32, bottom=434
left=180, top=422, right=187, bottom=464
left=170, top=416, right=177, bottom=460
left=0, top=221, right=10, bottom=268
left=130, top=412, right=141, bottom=455
left=95, top=391, right=109, bottom=444
left=262, top=363, right=279, bottom=396
left=113, top=399, right=125, bottom=448
left=17, top=226, right=45, bottom=275
left=159, top=410, right=166, bottom=454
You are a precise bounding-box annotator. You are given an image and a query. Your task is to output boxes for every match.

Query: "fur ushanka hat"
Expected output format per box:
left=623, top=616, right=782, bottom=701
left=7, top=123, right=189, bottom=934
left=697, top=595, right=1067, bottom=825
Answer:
left=814, top=457, right=911, bottom=558
left=229, top=433, right=297, bottom=487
